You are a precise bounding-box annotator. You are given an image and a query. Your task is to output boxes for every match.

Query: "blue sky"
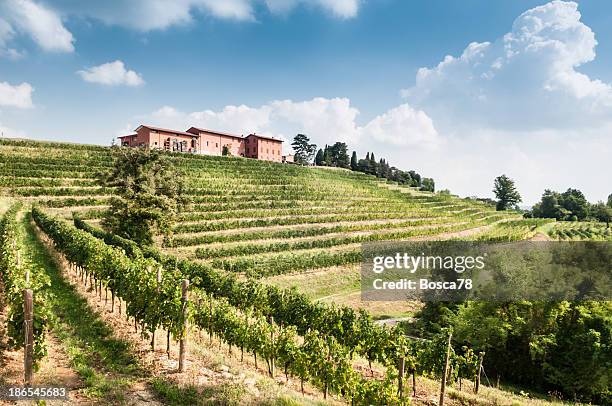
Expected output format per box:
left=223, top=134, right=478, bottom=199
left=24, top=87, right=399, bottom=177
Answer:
left=1, top=0, right=611, bottom=204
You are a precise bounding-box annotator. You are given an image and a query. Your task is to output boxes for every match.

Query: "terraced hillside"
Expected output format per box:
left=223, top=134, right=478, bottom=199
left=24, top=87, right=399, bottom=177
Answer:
left=0, top=138, right=519, bottom=316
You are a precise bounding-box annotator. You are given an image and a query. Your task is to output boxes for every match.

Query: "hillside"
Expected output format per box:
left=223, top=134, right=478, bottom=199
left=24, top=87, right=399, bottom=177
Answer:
left=1, top=138, right=601, bottom=406
left=0, top=139, right=522, bottom=315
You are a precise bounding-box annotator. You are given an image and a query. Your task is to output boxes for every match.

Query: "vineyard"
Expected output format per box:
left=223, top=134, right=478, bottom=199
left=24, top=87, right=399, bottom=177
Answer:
left=0, top=138, right=607, bottom=405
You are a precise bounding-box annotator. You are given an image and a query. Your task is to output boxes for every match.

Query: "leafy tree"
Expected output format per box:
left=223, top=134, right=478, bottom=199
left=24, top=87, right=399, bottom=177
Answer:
left=608, top=193, right=612, bottom=208
left=315, top=148, right=324, bottom=166
left=591, top=202, right=612, bottom=227
left=420, top=178, right=435, bottom=192
left=560, top=188, right=589, bottom=220
left=328, top=142, right=350, bottom=168
left=222, top=145, right=231, bottom=156
left=291, top=134, right=317, bottom=165
left=532, top=189, right=565, bottom=219
left=493, top=174, right=522, bottom=211
left=99, top=147, right=186, bottom=245
left=350, top=151, right=358, bottom=171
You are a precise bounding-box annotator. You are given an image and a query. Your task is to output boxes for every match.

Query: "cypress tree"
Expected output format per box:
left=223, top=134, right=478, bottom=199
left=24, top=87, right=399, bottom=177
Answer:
left=350, top=151, right=358, bottom=171
left=315, top=148, right=324, bottom=166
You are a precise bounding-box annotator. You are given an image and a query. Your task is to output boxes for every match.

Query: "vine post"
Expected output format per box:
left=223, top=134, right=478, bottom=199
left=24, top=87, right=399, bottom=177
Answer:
left=398, top=357, right=405, bottom=398
left=23, top=289, right=34, bottom=386
left=178, top=279, right=189, bottom=372
left=475, top=351, right=485, bottom=394
left=439, top=330, right=452, bottom=406
left=152, top=266, right=162, bottom=350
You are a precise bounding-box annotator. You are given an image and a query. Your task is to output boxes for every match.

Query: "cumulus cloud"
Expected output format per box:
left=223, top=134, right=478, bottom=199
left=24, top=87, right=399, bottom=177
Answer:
left=0, top=81, right=34, bottom=108
left=0, top=0, right=74, bottom=53
left=138, top=97, right=439, bottom=154
left=402, top=0, right=612, bottom=132
left=77, top=61, right=145, bottom=87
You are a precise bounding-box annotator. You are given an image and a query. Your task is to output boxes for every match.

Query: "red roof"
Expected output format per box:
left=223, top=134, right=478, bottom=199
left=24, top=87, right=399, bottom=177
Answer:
left=118, top=134, right=136, bottom=139
left=137, top=125, right=196, bottom=137
left=246, top=133, right=284, bottom=143
left=186, top=127, right=244, bottom=139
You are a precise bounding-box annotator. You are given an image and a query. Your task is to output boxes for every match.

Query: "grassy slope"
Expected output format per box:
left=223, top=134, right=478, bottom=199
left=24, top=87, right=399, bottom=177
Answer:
left=4, top=139, right=588, bottom=405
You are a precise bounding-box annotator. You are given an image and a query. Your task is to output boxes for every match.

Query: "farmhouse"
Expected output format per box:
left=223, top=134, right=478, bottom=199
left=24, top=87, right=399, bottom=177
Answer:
left=118, top=125, right=283, bottom=162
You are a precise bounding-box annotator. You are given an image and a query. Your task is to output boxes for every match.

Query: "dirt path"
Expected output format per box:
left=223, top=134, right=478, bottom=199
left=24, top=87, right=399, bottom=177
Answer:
left=530, top=232, right=551, bottom=241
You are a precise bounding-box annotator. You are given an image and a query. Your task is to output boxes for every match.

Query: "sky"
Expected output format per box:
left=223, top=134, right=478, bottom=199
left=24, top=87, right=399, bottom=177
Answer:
left=0, top=0, right=611, bottom=205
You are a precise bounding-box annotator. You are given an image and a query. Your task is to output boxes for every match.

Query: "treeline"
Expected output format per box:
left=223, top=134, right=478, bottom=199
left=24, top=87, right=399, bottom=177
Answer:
left=292, top=135, right=434, bottom=192
left=525, top=189, right=612, bottom=225
left=413, top=301, right=611, bottom=403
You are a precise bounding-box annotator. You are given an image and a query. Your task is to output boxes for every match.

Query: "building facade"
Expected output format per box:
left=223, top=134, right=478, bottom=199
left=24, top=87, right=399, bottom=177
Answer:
left=118, top=125, right=283, bottom=162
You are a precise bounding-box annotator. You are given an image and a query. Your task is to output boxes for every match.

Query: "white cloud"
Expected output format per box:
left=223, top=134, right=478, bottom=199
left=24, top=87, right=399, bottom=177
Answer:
left=1, top=0, right=74, bottom=53
left=0, top=81, right=34, bottom=108
left=77, top=61, right=145, bottom=87
left=360, top=104, right=439, bottom=148
left=394, top=0, right=612, bottom=204
left=138, top=97, right=439, bottom=156
left=402, top=0, right=612, bottom=132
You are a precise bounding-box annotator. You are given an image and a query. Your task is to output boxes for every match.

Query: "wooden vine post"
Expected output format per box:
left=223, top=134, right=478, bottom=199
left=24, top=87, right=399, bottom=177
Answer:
left=475, top=351, right=485, bottom=394
left=178, top=279, right=189, bottom=372
left=439, top=330, right=452, bottom=406
left=152, top=266, right=162, bottom=350
left=398, top=356, right=405, bottom=398
left=23, top=289, right=34, bottom=386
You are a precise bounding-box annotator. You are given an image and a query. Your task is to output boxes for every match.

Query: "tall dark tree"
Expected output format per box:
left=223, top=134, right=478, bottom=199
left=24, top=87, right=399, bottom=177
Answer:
left=315, top=148, right=324, bottom=166
left=291, top=133, right=317, bottom=165
left=323, top=145, right=332, bottom=166
left=493, top=174, right=522, bottom=211
left=608, top=193, right=612, bottom=208
left=368, top=152, right=377, bottom=175
left=350, top=151, right=358, bottom=171
left=99, top=147, right=186, bottom=245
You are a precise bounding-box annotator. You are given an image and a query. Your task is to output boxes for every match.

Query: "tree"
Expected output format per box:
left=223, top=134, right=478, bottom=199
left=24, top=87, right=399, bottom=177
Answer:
left=368, top=153, right=377, bottom=175
left=315, top=148, right=324, bottom=166
left=350, top=151, right=358, bottom=171
left=560, top=188, right=589, bottom=220
left=291, top=134, right=317, bottom=165
left=328, top=142, right=349, bottom=168
left=99, top=147, right=186, bottom=245
left=222, top=145, right=231, bottom=156
left=323, top=146, right=332, bottom=166
left=591, top=202, right=612, bottom=227
left=420, top=178, right=435, bottom=192
left=608, top=194, right=612, bottom=208
left=493, top=175, right=522, bottom=211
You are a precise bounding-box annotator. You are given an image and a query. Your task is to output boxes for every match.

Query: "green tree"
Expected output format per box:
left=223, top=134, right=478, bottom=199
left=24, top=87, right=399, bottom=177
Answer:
left=493, top=174, right=522, bottom=211
left=328, top=142, right=350, bottom=168
left=560, top=188, right=589, bottom=220
left=591, top=202, right=612, bottom=227
left=350, top=151, right=358, bottom=171
left=608, top=193, right=612, bottom=208
left=291, top=134, right=317, bottom=165
left=222, top=145, right=231, bottom=156
left=99, top=147, right=186, bottom=245
left=315, top=148, right=324, bottom=166
left=420, top=178, right=435, bottom=192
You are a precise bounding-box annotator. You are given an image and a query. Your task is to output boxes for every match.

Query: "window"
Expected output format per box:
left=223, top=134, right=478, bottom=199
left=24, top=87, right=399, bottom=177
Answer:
left=267, top=149, right=269, bottom=154
left=206, top=141, right=209, bottom=146
left=216, top=143, right=218, bottom=148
